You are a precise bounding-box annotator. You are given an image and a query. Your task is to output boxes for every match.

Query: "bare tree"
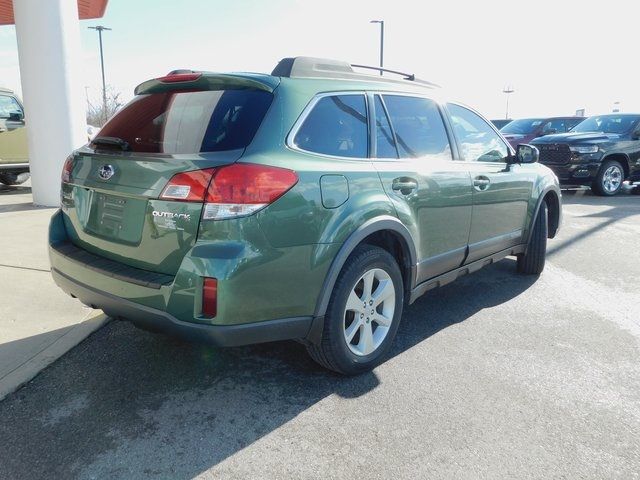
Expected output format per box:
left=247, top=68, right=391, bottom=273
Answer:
left=86, top=86, right=123, bottom=127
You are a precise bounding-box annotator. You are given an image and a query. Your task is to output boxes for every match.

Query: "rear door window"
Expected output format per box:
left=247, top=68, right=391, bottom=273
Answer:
left=97, top=89, right=273, bottom=154
left=292, top=94, right=368, bottom=158
left=381, top=95, right=451, bottom=160
left=447, top=103, right=509, bottom=162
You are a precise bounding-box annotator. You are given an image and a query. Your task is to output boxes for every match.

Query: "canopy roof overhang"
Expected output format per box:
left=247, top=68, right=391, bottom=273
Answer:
left=0, top=0, right=108, bottom=25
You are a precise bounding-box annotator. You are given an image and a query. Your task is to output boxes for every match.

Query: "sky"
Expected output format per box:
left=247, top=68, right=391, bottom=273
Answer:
left=0, top=0, right=637, bottom=120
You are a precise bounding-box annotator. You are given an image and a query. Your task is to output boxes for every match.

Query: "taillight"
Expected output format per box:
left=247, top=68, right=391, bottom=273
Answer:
left=203, top=164, right=298, bottom=220
left=159, top=168, right=215, bottom=202
left=202, top=278, right=218, bottom=317
left=159, top=164, right=298, bottom=219
left=61, top=155, right=73, bottom=183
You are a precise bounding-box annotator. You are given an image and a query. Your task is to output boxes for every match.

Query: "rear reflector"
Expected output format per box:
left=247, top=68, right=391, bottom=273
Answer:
left=158, top=72, right=202, bottom=83
left=202, top=278, right=218, bottom=317
left=160, top=168, right=215, bottom=202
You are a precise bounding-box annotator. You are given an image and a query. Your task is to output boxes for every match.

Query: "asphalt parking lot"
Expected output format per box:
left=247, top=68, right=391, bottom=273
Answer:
left=1, top=187, right=639, bottom=480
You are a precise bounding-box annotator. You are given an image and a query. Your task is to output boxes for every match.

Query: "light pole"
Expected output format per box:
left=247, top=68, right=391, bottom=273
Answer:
left=88, top=25, right=111, bottom=124
left=370, top=20, right=384, bottom=75
left=503, top=85, right=515, bottom=119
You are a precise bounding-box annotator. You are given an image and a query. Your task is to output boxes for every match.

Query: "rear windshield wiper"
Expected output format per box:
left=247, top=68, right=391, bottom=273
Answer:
left=91, top=136, right=131, bottom=151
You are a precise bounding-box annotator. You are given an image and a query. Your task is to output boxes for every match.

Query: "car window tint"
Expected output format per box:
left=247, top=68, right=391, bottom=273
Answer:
left=382, top=95, right=451, bottom=159
left=0, top=95, right=22, bottom=118
left=447, top=103, right=508, bottom=162
left=293, top=95, right=368, bottom=158
left=374, top=95, right=397, bottom=158
left=98, top=89, right=273, bottom=153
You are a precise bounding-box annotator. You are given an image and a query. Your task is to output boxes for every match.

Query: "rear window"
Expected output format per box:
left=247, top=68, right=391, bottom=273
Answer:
left=97, top=89, right=273, bottom=154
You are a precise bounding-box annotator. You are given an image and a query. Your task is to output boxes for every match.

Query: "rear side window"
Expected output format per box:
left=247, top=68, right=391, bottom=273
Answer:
left=293, top=94, right=368, bottom=158
left=447, top=103, right=508, bottom=162
left=382, top=95, right=451, bottom=159
left=97, top=89, right=273, bottom=154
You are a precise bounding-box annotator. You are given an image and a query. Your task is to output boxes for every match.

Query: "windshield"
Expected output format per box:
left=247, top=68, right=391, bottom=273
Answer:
left=500, top=118, right=544, bottom=135
left=97, top=88, right=273, bottom=153
left=572, top=115, right=640, bottom=134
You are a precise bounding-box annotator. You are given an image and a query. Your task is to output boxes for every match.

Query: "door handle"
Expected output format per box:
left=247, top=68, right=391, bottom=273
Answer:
left=392, top=178, right=418, bottom=195
left=473, top=176, right=491, bottom=191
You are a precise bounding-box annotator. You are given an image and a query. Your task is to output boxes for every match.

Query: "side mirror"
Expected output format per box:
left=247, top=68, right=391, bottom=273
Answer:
left=516, top=144, right=539, bottom=164
left=8, top=111, right=24, bottom=122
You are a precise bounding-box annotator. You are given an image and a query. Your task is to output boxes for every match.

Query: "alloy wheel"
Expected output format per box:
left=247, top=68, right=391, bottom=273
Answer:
left=602, top=165, right=623, bottom=193
left=343, top=268, right=395, bottom=356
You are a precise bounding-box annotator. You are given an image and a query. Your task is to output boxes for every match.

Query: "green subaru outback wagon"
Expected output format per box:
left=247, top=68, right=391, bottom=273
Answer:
left=49, top=57, right=561, bottom=375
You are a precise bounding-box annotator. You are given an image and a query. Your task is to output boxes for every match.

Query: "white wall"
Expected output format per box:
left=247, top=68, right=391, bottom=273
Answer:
left=13, top=0, right=87, bottom=206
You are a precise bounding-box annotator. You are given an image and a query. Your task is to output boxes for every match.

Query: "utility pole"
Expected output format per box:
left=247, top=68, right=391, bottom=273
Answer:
left=503, top=85, right=515, bottom=119
left=88, top=25, right=111, bottom=124
left=370, top=20, right=384, bottom=75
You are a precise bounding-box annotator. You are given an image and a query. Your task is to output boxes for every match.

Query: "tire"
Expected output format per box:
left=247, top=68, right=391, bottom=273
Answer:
left=591, top=159, right=624, bottom=196
left=0, top=172, right=30, bottom=186
left=517, top=201, right=548, bottom=275
left=307, top=244, right=404, bottom=375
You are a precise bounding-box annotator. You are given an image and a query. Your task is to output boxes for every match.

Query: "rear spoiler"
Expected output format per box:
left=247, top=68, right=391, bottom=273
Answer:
left=134, top=72, right=280, bottom=95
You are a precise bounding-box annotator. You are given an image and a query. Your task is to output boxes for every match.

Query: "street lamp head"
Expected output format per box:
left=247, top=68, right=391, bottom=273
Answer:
left=370, top=20, right=383, bottom=24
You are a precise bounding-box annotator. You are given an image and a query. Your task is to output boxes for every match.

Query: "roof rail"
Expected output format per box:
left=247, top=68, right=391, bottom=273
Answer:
left=351, top=64, right=439, bottom=87
left=271, top=57, right=438, bottom=88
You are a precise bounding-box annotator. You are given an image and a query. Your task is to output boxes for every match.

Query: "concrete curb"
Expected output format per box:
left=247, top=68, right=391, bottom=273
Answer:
left=0, top=312, right=110, bottom=401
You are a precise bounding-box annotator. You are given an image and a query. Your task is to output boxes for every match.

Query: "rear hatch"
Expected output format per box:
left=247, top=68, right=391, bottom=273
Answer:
left=61, top=73, right=277, bottom=275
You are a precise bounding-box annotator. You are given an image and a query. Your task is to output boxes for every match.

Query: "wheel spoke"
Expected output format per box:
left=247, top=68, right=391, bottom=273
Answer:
left=362, top=270, right=375, bottom=299
left=346, top=290, right=363, bottom=312
left=358, top=321, right=374, bottom=355
left=373, top=312, right=392, bottom=327
left=371, top=279, right=394, bottom=307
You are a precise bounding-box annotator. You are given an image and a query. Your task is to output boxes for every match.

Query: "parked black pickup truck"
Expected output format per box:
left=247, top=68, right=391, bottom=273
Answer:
left=531, top=113, right=640, bottom=195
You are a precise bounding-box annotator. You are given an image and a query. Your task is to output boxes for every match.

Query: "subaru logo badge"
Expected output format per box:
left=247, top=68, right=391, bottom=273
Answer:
left=98, top=164, right=115, bottom=180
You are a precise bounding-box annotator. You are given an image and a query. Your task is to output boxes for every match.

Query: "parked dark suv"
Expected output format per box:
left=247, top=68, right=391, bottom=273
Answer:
left=501, top=117, right=585, bottom=149
left=49, top=57, right=562, bottom=375
left=531, top=113, right=640, bottom=195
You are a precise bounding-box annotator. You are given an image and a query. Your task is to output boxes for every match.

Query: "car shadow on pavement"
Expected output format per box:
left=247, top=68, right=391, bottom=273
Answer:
left=0, top=258, right=537, bottom=479
left=549, top=186, right=639, bottom=258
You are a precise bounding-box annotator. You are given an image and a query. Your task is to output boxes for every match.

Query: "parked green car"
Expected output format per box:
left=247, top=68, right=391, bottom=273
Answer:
left=0, top=87, right=30, bottom=186
left=49, top=57, right=562, bottom=375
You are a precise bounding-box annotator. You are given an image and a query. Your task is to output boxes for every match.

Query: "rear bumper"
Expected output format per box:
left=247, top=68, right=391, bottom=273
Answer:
left=51, top=267, right=315, bottom=347
left=48, top=208, right=330, bottom=346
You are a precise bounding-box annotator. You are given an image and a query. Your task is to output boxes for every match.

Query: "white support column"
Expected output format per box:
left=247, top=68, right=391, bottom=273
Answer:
left=13, top=0, right=87, bottom=206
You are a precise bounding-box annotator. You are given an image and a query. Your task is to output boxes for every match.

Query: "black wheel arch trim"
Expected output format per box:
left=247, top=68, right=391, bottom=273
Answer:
left=528, top=185, right=562, bottom=244
left=313, top=215, right=417, bottom=318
